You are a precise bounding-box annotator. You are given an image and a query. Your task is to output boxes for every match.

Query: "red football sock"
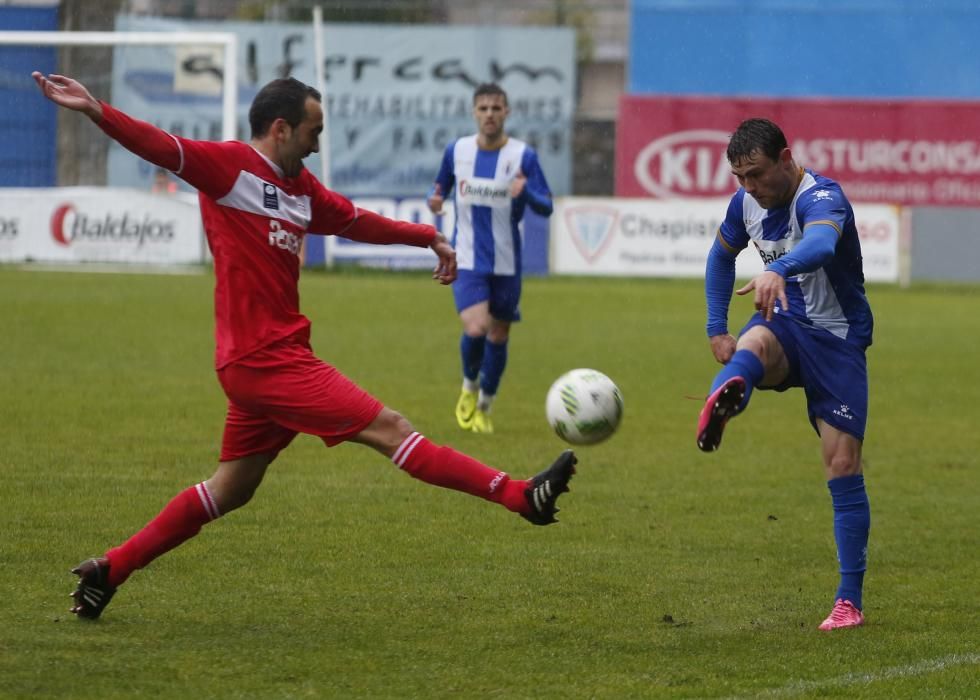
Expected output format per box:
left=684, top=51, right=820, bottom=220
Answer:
left=392, top=432, right=530, bottom=513
left=105, top=482, right=220, bottom=587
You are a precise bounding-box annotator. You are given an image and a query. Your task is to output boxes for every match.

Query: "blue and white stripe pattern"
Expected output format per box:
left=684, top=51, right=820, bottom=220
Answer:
left=434, top=135, right=549, bottom=275
left=720, top=170, right=873, bottom=347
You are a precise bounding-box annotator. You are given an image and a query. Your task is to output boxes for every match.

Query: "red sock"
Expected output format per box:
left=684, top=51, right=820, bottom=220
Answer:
left=392, top=432, right=530, bottom=514
left=105, top=482, right=220, bottom=587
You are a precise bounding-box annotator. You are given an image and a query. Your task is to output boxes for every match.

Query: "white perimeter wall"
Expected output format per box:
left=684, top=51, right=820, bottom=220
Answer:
left=0, top=188, right=205, bottom=264
left=551, top=198, right=901, bottom=282
left=1, top=188, right=902, bottom=282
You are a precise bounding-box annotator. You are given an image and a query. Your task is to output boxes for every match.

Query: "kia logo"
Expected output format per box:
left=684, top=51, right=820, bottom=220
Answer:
left=634, top=129, right=735, bottom=199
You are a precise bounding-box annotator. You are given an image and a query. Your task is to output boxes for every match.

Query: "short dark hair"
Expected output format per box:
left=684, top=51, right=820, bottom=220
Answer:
left=249, top=78, right=321, bottom=138
left=473, top=83, right=508, bottom=106
left=727, top=118, right=787, bottom=165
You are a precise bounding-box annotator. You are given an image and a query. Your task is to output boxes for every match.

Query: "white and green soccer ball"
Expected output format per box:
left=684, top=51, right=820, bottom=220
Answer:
left=545, top=369, right=624, bottom=445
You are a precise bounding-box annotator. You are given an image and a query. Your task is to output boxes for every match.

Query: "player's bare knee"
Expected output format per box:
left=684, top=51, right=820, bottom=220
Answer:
left=737, top=326, right=788, bottom=382
left=370, top=405, right=406, bottom=429
left=487, top=323, right=510, bottom=344
left=735, top=330, right=768, bottom=362
left=354, top=407, right=416, bottom=457
left=826, top=453, right=861, bottom=478
left=385, top=409, right=414, bottom=438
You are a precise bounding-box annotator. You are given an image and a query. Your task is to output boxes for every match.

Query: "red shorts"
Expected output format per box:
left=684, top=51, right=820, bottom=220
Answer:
left=216, top=333, right=383, bottom=462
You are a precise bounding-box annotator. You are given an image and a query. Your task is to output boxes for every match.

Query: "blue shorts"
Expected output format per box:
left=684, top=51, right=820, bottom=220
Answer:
left=740, top=312, right=868, bottom=440
left=452, top=269, right=522, bottom=322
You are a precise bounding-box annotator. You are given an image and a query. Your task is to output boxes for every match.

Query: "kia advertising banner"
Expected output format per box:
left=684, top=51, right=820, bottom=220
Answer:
left=617, top=95, right=980, bottom=206
left=552, top=197, right=900, bottom=283
left=0, top=188, right=204, bottom=264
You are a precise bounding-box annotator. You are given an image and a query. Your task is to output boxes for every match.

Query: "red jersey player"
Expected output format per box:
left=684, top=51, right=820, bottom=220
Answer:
left=32, top=71, right=577, bottom=620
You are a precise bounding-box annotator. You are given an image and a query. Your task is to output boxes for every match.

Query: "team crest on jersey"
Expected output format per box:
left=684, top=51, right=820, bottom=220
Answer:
left=262, top=183, right=279, bottom=210
left=812, top=189, right=832, bottom=201
left=565, top=206, right=619, bottom=263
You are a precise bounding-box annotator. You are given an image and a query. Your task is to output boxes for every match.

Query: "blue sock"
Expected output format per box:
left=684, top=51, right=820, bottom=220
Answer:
left=480, top=339, right=508, bottom=396
left=709, top=349, right=765, bottom=412
left=828, top=474, right=870, bottom=610
left=460, top=334, right=486, bottom=382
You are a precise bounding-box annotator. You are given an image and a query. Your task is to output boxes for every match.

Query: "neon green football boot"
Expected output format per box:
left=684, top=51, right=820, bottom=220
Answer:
left=455, top=388, right=477, bottom=430
left=471, top=408, right=494, bottom=434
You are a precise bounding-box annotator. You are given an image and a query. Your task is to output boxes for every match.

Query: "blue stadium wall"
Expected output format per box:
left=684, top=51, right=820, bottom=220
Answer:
left=629, top=0, right=980, bottom=98
left=0, top=5, right=58, bottom=186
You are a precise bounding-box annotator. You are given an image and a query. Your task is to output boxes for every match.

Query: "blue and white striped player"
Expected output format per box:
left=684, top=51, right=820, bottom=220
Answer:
left=698, top=118, right=873, bottom=631
left=428, top=83, right=553, bottom=434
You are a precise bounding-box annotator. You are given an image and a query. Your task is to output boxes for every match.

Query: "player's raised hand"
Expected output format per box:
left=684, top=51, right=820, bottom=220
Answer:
left=736, top=270, right=788, bottom=322
left=430, top=232, right=457, bottom=285
left=709, top=334, right=737, bottom=365
left=427, top=184, right=445, bottom=215
left=31, top=72, right=103, bottom=120
left=509, top=169, right=527, bottom=198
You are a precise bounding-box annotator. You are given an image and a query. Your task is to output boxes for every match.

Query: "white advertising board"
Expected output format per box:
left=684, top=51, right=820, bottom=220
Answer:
left=551, top=198, right=900, bottom=283
left=0, top=188, right=204, bottom=265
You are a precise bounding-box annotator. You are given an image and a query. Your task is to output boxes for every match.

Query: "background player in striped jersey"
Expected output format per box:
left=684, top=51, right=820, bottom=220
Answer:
left=698, top=118, right=873, bottom=631
left=32, top=71, right=577, bottom=620
left=427, top=83, right=554, bottom=434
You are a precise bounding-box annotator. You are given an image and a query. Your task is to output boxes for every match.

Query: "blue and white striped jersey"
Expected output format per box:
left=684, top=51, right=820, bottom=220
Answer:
left=432, top=135, right=551, bottom=275
left=720, top=170, right=873, bottom=348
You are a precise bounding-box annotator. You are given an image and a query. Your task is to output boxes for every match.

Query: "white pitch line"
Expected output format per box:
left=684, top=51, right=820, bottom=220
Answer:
left=724, top=653, right=980, bottom=699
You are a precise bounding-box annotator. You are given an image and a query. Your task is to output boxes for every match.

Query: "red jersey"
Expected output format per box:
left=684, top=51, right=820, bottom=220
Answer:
left=97, top=103, right=435, bottom=369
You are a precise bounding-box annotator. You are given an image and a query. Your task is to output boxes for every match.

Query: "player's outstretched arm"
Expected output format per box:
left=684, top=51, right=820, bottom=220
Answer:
left=338, top=209, right=456, bottom=284
left=34, top=70, right=183, bottom=173
left=32, top=72, right=102, bottom=121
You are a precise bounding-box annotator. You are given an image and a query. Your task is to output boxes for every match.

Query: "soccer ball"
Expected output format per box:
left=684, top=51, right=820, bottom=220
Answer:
left=545, top=369, right=623, bottom=445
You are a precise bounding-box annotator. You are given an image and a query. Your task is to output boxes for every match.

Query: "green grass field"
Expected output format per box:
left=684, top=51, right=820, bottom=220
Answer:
left=1, top=266, right=977, bottom=699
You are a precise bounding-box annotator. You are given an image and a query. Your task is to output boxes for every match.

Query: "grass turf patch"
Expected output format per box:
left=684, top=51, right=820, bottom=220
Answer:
left=1, top=266, right=977, bottom=698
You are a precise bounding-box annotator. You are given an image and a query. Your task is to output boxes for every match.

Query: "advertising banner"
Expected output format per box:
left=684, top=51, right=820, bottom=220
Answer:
left=552, top=197, right=900, bottom=283
left=313, top=196, right=550, bottom=276
left=616, top=95, right=980, bottom=206
left=325, top=196, right=449, bottom=269
left=0, top=188, right=204, bottom=264
left=111, top=16, right=575, bottom=199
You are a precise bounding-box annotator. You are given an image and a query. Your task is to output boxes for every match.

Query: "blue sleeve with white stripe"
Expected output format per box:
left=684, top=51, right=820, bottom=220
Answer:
left=766, top=224, right=838, bottom=277
left=705, top=237, right=738, bottom=337
left=719, top=190, right=749, bottom=251
left=519, top=148, right=553, bottom=217
left=705, top=193, right=748, bottom=337
left=767, top=185, right=848, bottom=277
left=430, top=142, right=456, bottom=200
